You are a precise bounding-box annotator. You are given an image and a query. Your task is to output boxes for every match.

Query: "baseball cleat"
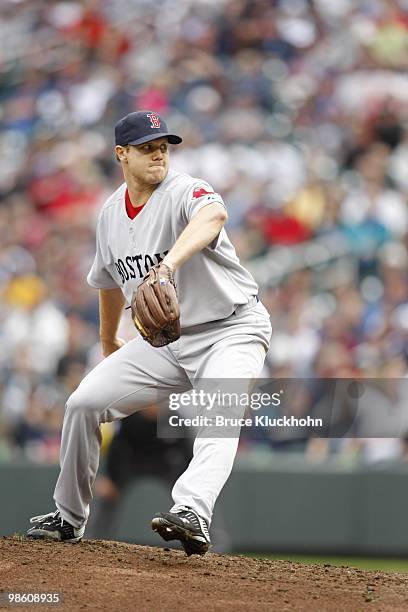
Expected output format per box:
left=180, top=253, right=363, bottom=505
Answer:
left=151, top=506, right=211, bottom=556
left=26, top=510, right=85, bottom=543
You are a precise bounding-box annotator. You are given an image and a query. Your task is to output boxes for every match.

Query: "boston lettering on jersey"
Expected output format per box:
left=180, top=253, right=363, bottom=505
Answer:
left=115, top=250, right=169, bottom=284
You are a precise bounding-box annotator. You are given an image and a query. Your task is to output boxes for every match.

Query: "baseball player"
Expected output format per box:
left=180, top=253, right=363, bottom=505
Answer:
left=26, top=111, right=272, bottom=556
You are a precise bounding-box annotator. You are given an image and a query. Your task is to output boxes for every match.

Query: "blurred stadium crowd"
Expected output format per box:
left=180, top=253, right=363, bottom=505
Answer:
left=1, top=0, right=408, bottom=464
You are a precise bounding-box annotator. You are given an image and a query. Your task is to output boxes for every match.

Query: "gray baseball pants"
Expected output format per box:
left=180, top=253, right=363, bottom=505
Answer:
left=54, top=300, right=271, bottom=528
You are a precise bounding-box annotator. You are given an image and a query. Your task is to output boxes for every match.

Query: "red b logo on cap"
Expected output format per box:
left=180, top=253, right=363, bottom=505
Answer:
left=147, top=113, right=161, bottom=129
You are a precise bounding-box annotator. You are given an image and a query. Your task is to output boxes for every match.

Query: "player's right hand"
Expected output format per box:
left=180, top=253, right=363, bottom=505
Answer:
left=101, top=337, right=126, bottom=358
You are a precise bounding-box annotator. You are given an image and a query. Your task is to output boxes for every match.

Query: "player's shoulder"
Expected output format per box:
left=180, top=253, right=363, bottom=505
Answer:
left=98, top=183, right=126, bottom=226
left=160, top=170, right=213, bottom=196
left=102, top=182, right=126, bottom=210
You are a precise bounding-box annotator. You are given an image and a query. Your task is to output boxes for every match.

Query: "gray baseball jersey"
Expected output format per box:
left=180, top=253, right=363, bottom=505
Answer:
left=87, top=169, right=258, bottom=327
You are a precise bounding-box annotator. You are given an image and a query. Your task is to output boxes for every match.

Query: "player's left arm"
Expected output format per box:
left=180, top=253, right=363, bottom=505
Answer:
left=163, top=203, right=227, bottom=271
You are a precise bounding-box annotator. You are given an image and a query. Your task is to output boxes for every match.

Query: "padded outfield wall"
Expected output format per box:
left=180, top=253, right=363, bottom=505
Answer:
left=2, top=455, right=408, bottom=555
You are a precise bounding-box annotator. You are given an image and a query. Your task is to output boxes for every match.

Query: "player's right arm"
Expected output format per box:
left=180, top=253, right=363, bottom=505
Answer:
left=99, top=288, right=126, bottom=357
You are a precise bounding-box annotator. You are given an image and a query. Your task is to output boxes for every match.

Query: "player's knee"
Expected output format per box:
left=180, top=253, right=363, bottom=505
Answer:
left=65, top=388, right=103, bottom=419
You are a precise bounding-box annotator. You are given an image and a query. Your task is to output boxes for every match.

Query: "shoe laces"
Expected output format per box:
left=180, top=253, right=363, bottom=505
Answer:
left=30, top=510, right=64, bottom=526
left=175, top=506, right=210, bottom=539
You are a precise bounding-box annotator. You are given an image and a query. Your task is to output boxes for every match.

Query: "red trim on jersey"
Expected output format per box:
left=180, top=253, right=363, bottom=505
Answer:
left=125, top=189, right=145, bottom=220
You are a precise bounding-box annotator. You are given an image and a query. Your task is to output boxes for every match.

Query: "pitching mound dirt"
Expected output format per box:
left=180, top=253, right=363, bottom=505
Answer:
left=1, top=536, right=408, bottom=611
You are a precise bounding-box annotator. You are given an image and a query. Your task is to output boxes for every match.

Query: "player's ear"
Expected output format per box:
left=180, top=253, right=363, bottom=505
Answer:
left=115, top=145, right=127, bottom=163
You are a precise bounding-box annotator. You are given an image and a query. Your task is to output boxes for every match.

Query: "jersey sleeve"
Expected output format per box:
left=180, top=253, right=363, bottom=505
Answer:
left=181, top=180, right=227, bottom=250
left=87, top=216, right=118, bottom=290
left=183, top=180, right=226, bottom=222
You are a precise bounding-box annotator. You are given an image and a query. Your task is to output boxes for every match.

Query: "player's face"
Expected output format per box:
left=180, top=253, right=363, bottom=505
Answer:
left=126, top=138, right=170, bottom=185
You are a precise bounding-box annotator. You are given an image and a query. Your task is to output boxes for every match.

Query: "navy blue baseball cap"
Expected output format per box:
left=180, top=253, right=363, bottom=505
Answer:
left=115, top=111, right=182, bottom=146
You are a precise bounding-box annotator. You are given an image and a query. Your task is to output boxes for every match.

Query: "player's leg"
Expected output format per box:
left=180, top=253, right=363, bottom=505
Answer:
left=153, top=302, right=271, bottom=554
left=27, top=338, right=190, bottom=540
left=171, top=336, right=267, bottom=521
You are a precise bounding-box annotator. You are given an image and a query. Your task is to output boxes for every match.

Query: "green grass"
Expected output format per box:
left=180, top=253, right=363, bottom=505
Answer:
left=244, top=553, right=408, bottom=573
